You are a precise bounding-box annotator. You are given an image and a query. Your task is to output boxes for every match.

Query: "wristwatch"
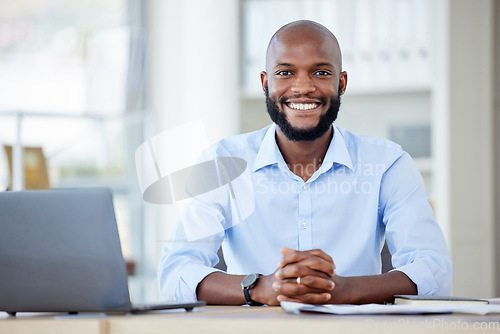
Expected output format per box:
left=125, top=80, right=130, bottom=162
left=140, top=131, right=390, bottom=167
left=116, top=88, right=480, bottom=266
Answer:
left=241, top=273, right=263, bottom=306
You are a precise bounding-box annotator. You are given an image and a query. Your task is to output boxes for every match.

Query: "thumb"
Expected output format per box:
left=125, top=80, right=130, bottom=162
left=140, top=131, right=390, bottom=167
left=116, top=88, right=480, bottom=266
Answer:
left=280, top=247, right=295, bottom=256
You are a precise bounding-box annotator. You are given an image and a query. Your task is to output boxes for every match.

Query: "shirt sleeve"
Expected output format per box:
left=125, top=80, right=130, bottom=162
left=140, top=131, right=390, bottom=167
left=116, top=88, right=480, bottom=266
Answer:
left=157, top=144, right=255, bottom=303
left=379, top=152, right=452, bottom=296
left=158, top=219, right=225, bottom=302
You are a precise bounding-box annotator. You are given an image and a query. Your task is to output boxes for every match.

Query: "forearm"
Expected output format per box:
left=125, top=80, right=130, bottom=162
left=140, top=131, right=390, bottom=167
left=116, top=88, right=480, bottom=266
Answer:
left=196, top=272, right=247, bottom=305
left=333, top=271, right=417, bottom=304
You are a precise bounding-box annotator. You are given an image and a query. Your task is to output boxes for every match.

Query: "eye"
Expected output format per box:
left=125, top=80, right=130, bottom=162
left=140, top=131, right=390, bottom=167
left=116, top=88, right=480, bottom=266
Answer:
left=314, top=70, right=332, bottom=77
left=276, top=70, right=292, bottom=76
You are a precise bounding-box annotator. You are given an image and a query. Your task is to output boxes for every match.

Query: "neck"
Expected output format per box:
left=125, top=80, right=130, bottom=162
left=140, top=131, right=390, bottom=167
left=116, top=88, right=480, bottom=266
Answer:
left=275, top=125, right=333, bottom=182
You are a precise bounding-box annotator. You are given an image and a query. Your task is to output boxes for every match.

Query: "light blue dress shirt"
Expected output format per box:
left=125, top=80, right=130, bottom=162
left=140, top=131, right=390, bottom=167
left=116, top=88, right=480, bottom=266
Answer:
left=158, top=124, right=452, bottom=302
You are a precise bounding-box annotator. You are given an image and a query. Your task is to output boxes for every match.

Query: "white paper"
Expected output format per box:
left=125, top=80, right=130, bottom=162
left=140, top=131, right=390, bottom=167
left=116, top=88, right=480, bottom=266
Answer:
left=281, top=301, right=500, bottom=316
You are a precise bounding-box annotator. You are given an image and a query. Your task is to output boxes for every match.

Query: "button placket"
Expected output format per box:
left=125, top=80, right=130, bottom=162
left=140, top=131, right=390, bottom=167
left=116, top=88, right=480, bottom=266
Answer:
left=297, top=182, right=313, bottom=250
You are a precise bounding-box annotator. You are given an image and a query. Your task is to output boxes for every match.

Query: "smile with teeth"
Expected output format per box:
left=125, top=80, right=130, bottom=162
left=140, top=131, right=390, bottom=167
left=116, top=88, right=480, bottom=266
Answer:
left=286, top=102, right=320, bottom=111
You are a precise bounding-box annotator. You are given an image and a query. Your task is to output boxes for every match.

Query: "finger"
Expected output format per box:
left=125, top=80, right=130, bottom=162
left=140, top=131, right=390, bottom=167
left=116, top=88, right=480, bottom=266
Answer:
left=290, top=257, right=336, bottom=276
left=276, top=295, right=304, bottom=304
left=280, top=247, right=295, bottom=256
left=275, top=265, right=333, bottom=281
left=276, top=259, right=335, bottom=278
left=273, top=278, right=334, bottom=295
left=272, top=280, right=328, bottom=296
left=280, top=248, right=334, bottom=266
left=278, top=250, right=309, bottom=267
left=305, top=249, right=336, bottom=268
left=279, top=251, right=335, bottom=273
left=296, top=275, right=335, bottom=291
left=277, top=292, right=331, bottom=304
left=275, top=265, right=331, bottom=281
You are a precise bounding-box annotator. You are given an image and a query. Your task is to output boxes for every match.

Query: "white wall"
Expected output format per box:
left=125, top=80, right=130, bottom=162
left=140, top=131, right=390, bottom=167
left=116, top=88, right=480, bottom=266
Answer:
left=494, top=0, right=500, bottom=298
left=433, top=0, right=497, bottom=298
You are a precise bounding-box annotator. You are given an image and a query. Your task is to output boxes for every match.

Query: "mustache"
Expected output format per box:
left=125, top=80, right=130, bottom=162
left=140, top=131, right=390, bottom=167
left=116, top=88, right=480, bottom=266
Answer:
left=278, top=95, right=328, bottom=105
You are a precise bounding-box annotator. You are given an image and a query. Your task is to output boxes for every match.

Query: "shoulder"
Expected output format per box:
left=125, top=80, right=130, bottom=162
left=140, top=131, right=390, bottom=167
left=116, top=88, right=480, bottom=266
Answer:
left=209, top=125, right=271, bottom=157
left=335, top=125, right=404, bottom=167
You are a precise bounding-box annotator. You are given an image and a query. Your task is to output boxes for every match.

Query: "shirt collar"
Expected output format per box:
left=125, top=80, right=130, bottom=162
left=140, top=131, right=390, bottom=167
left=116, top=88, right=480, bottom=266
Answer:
left=319, top=124, right=354, bottom=173
left=253, top=124, right=279, bottom=172
left=252, top=124, right=354, bottom=173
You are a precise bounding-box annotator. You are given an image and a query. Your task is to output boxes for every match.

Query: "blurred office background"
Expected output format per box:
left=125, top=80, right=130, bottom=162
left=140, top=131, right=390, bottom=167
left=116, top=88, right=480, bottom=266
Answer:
left=0, top=0, right=498, bottom=302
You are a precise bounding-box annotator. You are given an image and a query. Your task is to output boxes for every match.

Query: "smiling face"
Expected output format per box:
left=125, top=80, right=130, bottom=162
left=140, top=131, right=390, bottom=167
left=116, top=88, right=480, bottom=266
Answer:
left=261, top=22, right=347, bottom=141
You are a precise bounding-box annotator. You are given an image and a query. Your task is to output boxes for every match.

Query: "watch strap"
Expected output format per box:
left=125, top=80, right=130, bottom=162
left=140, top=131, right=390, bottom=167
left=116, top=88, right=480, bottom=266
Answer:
left=242, top=273, right=263, bottom=306
left=243, top=287, right=263, bottom=306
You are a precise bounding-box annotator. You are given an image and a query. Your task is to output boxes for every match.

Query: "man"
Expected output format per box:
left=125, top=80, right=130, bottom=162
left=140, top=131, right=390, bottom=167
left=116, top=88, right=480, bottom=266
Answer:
left=159, top=20, right=451, bottom=306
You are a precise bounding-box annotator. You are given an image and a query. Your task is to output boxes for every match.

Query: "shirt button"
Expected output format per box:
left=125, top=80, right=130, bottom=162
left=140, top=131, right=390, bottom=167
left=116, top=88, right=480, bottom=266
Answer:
left=301, top=222, right=308, bottom=229
left=302, top=184, right=309, bottom=190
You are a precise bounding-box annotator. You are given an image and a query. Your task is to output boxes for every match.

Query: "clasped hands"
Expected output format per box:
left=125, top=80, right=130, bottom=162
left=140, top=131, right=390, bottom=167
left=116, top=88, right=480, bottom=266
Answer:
left=252, top=247, right=340, bottom=306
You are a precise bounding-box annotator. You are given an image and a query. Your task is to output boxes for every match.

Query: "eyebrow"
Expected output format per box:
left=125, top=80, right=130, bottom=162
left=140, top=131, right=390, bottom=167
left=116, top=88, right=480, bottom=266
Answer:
left=274, top=62, right=335, bottom=68
left=315, top=62, right=335, bottom=68
left=274, top=63, right=293, bottom=68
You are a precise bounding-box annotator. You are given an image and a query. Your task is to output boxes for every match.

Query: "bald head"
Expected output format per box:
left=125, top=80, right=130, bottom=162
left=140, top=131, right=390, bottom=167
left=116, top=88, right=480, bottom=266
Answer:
left=266, top=20, right=342, bottom=72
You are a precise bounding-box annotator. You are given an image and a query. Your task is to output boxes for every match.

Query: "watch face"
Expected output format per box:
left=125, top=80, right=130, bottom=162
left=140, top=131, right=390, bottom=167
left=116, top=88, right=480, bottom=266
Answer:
left=241, top=273, right=259, bottom=288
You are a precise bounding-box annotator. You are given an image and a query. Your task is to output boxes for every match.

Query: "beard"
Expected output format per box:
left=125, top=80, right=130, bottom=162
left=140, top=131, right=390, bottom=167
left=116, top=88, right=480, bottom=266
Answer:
left=265, top=86, right=342, bottom=142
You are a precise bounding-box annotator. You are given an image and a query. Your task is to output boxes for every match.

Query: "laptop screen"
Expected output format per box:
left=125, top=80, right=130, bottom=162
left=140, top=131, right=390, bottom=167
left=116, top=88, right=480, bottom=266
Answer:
left=0, top=188, right=132, bottom=313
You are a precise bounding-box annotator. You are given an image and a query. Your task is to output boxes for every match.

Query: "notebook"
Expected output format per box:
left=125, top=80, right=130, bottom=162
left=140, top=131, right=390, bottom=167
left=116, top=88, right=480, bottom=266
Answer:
left=0, top=188, right=204, bottom=316
left=393, top=295, right=489, bottom=306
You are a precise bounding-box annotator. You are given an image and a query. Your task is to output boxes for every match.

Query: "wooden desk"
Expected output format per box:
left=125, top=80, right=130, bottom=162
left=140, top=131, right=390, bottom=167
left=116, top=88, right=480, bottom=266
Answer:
left=2, top=306, right=500, bottom=334
left=0, top=313, right=106, bottom=334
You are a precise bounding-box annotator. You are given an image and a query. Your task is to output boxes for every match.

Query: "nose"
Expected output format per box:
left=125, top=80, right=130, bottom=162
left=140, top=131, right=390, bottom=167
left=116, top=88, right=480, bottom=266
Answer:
left=290, top=73, right=316, bottom=95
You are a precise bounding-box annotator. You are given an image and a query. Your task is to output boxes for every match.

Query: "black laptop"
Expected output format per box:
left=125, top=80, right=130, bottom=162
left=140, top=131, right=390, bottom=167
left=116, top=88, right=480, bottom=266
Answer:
left=0, top=188, right=204, bottom=316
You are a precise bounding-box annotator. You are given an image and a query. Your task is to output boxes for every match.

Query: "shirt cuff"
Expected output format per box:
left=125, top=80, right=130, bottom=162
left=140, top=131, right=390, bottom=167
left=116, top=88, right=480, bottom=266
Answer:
left=175, top=264, right=223, bottom=302
left=390, top=261, right=440, bottom=296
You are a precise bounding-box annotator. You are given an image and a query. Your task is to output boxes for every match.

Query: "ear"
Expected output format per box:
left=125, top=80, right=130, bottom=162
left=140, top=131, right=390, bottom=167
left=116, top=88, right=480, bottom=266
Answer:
left=260, top=71, right=268, bottom=92
left=339, top=71, right=348, bottom=95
